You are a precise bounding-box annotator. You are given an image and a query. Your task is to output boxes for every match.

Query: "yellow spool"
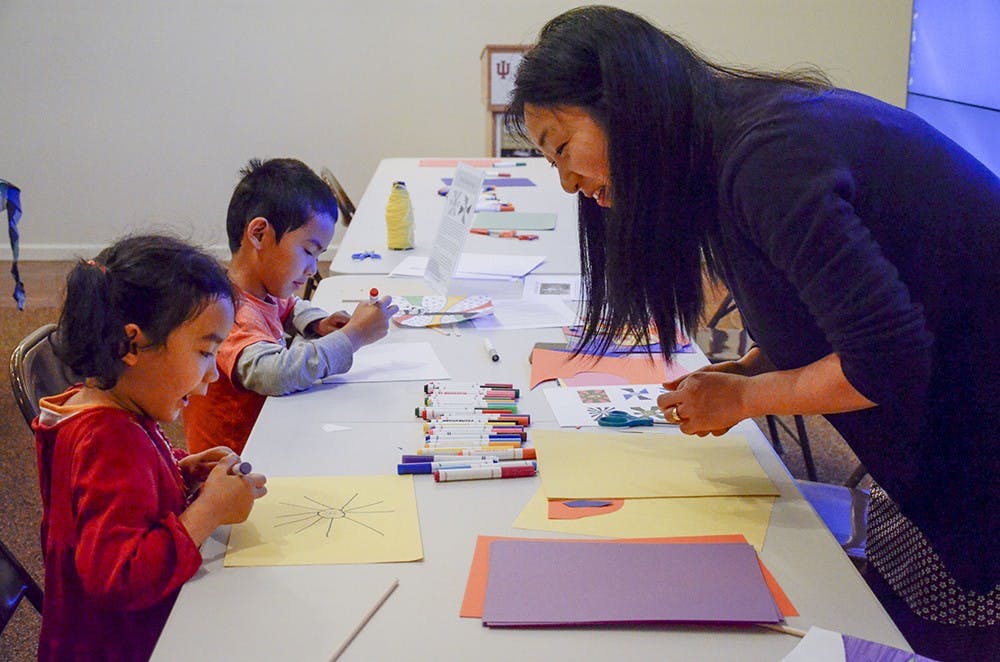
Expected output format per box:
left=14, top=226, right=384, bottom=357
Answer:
left=385, top=181, right=415, bottom=250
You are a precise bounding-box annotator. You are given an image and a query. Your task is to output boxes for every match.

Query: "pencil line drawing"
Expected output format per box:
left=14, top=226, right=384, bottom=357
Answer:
left=275, top=492, right=394, bottom=537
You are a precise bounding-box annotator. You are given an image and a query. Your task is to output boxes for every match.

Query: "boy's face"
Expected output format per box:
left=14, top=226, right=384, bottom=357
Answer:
left=257, top=211, right=336, bottom=299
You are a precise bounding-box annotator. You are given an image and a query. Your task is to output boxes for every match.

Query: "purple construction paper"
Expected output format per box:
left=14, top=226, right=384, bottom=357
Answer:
left=843, top=634, right=938, bottom=662
left=441, top=177, right=536, bottom=187
left=482, top=540, right=782, bottom=627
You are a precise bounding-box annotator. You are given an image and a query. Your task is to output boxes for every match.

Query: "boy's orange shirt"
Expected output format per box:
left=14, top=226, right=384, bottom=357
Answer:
left=183, top=289, right=296, bottom=454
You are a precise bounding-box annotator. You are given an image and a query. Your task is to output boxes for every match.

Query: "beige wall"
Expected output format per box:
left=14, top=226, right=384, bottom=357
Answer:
left=0, top=0, right=913, bottom=259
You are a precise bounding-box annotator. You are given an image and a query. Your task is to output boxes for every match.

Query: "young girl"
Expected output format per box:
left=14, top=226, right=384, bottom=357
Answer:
left=34, top=234, right=267, bottom=661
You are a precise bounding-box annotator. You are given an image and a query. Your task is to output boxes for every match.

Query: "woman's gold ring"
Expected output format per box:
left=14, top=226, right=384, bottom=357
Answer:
left=667, top=406, right=682, bottom=423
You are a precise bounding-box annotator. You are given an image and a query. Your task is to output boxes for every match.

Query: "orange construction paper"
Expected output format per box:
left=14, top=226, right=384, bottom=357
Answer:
left=529, top=348, right=690, bottom=390
left=460, top=534, right=797, bottom=618
left=548, top=498, right=626, bottom=519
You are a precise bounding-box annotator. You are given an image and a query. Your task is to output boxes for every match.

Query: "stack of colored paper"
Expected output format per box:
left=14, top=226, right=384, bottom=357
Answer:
left=461, top=535, right=795, bottom=628
left=511, top=430, right=779, bottom=549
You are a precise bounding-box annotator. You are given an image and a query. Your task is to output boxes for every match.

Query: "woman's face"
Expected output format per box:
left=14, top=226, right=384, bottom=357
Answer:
left=524, top=104, right=612, bottom=207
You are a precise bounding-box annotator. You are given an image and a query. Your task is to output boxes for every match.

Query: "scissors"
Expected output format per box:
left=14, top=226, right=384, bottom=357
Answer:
left=597, top=410, right=654, bottom=428
left=351, top=250, right=382, bottom=261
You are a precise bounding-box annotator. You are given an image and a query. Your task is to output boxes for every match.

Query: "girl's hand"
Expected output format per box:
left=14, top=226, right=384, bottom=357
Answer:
left=197, top=455, right=267, bottom=525
left=179, top=455, right=268, bottom=545
left=178, top=446, right=234, bottom=489
left=658, top=370, right=752, bottom=436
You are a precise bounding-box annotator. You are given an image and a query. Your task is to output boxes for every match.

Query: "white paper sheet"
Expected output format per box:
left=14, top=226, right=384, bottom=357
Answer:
left=389, top=254, right=545, bottom=280
left=522, top=274, right=583, bottom=301
left=469, top=298, right=577, bottom=330
left=424, top=163, right=484, bottom=293
left=321, top=342, right=449, bottom=384
left=543, top=383, right=672, bottom=427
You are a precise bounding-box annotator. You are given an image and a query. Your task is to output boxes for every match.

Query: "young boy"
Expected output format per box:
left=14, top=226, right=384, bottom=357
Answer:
left=183, top=158, right=397, bottom=454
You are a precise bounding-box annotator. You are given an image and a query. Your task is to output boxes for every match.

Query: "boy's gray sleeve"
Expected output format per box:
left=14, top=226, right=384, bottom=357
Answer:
left=288, top=297, right=330, bottom=337
left=234, top=333, right=354, bottom=396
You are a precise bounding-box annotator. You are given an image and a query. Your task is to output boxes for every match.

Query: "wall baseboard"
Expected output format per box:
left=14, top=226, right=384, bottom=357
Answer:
left=0, top=244, right=232, bottom=261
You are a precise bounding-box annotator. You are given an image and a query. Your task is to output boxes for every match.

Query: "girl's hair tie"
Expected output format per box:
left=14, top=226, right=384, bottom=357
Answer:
left=85, top=259, right=108, bottom=274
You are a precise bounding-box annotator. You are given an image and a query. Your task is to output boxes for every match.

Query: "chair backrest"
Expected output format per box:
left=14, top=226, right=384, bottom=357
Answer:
left=9, top=323, right=79, bottom=428
left=320, top=167, right=356, bottom=226
left=0, top=538, right=43, bottom=635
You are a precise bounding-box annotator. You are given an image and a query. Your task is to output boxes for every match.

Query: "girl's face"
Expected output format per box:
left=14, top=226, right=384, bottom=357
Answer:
left=120, top=297, right=235, bottom=422
left=524, top=104, right=612, bottom=207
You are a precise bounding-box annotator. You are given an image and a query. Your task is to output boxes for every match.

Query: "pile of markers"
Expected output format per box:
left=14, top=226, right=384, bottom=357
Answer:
left=398, top=382, right=537, bottom=483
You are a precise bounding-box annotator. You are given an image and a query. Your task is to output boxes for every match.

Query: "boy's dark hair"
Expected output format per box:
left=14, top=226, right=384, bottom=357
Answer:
left=225, top=158, right=339, bottom=253
left=54, top=234, right=237, bottom=390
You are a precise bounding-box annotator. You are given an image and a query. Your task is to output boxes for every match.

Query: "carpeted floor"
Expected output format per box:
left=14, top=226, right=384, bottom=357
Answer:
left=0, top=262, right=865, bottom=660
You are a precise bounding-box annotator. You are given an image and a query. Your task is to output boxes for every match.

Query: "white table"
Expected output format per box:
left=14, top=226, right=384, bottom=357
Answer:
left=153, top=275, right=910, bottom=661
left=329, top=158, right=581, bottom=275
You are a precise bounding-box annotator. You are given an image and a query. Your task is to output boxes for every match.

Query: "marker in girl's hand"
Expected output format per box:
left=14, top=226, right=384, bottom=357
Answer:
left=229, top=460, right=253, bottom=476
left=369, top=287, right=379, bottom=304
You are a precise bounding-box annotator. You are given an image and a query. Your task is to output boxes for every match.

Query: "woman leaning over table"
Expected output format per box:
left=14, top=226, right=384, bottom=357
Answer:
left=506, top=6, right=998, bottom=660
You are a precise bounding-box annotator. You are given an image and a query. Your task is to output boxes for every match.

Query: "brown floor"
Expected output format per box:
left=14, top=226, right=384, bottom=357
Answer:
left=0, top=260, right=862, bottom=660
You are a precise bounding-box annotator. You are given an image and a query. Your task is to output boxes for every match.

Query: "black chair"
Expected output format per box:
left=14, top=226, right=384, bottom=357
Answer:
left=695, top=293, right=818, bottom=481
left=9, top=323, right=79, bottom=429
left=0, top=537, right=43, bottom=635
left=303, top=167, right=358, bottom=300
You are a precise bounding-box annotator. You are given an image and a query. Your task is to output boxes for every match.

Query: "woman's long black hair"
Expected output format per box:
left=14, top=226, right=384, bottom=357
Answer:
left=507, top=5, right=829, bottom=359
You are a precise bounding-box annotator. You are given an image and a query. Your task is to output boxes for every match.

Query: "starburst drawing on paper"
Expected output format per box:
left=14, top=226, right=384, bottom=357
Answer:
left=275, top=493, right=394, bottom=538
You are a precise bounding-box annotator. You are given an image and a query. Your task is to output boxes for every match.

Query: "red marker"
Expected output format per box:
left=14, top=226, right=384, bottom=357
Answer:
left=434, top=463, right=537, bottom=482
left=369, top=287, right=379, bottom=304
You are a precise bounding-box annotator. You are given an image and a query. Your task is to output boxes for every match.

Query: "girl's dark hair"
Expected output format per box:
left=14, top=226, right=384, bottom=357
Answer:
left=507, top=5, right=830, bottom=359
left=54, top=234, right=237, bottom=389
left=226, top=158, right=339, bottom=253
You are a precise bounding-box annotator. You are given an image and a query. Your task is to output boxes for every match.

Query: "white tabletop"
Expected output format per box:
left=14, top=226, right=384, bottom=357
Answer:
left=329, top=157, right=581, bottom=275
left=153, top=275, right=910, bottom=661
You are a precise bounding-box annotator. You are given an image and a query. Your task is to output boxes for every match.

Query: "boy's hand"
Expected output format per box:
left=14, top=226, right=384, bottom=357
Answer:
left=339, top=297, right=399, bottom=351
left=312, top=310, right=352, bottom=336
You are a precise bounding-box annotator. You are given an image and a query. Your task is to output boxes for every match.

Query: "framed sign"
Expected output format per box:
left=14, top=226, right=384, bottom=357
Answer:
left=481, top=44, right=538, bottom=157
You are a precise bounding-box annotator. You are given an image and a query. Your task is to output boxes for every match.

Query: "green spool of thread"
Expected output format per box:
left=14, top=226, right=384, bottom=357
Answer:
left=385, top=181, right=415, bottom=250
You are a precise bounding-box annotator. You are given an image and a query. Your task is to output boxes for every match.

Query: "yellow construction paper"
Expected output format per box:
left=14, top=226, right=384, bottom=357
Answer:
left=513, top=489, right=776, bottom=550
left=225, top=476, right=423, bottom=566
left=534, top=430, right=779, bottom=499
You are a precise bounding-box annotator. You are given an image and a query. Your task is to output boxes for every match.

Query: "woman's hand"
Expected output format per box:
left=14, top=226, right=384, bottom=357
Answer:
left=659, top=352, right=877, bottom=436
left=659, top=369, right=752, bottom=436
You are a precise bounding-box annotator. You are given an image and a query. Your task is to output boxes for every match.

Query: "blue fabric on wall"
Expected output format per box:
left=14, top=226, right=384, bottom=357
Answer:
left=1, top=179, right=25, bottom=310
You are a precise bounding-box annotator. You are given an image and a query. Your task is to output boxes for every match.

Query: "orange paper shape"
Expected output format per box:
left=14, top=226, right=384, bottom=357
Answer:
left=548, top=498, right=626, bottom=519
left=530, top=348, right=690, bottom=390
left=460, top=534, right=797, bottom=619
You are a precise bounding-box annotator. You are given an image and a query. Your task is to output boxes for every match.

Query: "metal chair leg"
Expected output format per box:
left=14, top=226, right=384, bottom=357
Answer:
left=793, top=414, right=818, bottom=481
left=765, top=415, right=784, bottom=455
